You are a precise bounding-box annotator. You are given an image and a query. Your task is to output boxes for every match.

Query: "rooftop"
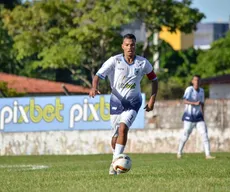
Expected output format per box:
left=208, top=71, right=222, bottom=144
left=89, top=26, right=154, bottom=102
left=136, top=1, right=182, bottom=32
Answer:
left=201, top=74, right=230, bottom=85
left=0, top=72, right=90, bottom=94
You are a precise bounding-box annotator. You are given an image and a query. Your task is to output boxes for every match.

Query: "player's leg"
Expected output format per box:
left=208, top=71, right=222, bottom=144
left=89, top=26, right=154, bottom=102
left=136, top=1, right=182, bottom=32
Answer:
left=196, top=121, right=215, bottom=159
left=109, top=115, right=120, bottom=175
left=113, top=110, right=137, bottom=159
left=177, top=121, right=194, bottom=158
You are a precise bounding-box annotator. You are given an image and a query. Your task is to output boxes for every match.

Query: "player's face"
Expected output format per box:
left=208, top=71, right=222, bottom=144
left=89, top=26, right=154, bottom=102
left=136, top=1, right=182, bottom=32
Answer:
left=122, top=38, right=136, bottom=58
left=192, top=76, right=200, bottom=90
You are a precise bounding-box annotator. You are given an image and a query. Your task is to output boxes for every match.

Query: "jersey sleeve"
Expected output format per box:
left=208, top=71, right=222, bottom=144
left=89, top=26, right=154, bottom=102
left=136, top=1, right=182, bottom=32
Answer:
left=96, top=57, right=115, bottom=79
left=183, top=87, right=192, bottom=100
left=143, top=59, right=157, bottom=81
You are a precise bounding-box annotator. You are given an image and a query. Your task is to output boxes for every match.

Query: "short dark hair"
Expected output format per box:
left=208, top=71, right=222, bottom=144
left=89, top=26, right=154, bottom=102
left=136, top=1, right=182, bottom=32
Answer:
left=192, top=74, right=201, bottom=79
left=123, top=34, right=136, bottom=42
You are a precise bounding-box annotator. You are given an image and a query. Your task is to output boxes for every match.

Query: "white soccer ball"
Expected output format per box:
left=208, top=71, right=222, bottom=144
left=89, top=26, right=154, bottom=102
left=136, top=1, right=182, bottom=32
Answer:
left=113, top=154, right=132, bottom=173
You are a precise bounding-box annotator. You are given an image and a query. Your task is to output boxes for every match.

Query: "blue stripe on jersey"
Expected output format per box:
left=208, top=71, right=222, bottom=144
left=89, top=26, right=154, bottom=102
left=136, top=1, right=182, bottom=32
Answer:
left=96, top=73, right=105, bottom=79
left=110, top=94, right=142, bottom=115
left=182, top=112, right=204, bottom=122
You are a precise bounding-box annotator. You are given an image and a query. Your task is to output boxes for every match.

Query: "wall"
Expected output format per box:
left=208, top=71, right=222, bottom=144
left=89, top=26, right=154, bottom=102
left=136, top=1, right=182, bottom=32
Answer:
left=0, top=99, right=230, bottom=155
left=209, top=84, right=230, bottom=99
left=159, top=26, right=194, bottom=50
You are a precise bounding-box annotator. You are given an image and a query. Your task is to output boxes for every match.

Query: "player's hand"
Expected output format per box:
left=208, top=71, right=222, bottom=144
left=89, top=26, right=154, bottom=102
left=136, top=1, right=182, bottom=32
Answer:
left=194, top=101, right=201, bottom=106
left=89, top=88, right=101, bottom=98
left=144, top=102, right=154, bottom=112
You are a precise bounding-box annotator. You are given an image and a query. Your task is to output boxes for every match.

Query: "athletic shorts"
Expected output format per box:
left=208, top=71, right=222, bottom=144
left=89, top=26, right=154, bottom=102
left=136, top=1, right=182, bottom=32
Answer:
left=110, top=109, right=137, bottom=137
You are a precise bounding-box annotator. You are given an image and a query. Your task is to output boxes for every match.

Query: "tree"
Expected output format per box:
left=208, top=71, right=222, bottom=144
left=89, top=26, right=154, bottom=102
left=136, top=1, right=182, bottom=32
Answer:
left=1, top=0, right=204, bottom=92
left=2, top=0, right=135, bottom=88
left=133, top=0, right=204, bottom=61
left=193, top=31, right=230, bottom=78
left=0, top=1, right=22, bottom=74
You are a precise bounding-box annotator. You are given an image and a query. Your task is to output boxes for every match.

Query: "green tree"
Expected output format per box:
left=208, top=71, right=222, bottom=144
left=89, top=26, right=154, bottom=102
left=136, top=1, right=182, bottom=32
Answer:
left=0, top=82, right=25, bottom=97
left=2, top=0, right=135, bottom=88
left=0, top=1, right=22, bottom=74
left=133, top=0, right=205, bottom=59
left=193, top=31, right=230, bottom=78
left=2, top=0, right=204, bottom=94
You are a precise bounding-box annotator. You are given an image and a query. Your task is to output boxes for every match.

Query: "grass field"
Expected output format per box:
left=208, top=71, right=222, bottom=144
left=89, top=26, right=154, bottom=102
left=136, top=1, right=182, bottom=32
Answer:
left=0, top=153, right=230, bottom=192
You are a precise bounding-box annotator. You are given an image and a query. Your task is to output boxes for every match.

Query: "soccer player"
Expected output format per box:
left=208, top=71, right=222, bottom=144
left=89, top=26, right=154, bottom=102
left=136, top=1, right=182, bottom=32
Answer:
left=89, top=34, right=158, bottom=175
left=177, top=75, right=215, bottom=159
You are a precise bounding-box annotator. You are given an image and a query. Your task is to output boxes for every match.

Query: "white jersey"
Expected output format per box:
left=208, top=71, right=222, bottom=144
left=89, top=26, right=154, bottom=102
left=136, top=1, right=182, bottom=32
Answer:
left=96, top=54, right=156, bottom=115
left=182, top=86, right=205, bottom=122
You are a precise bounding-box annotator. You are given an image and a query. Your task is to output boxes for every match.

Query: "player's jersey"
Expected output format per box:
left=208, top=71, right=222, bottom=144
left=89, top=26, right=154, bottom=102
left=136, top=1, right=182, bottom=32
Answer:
left=96, top=54, right=157, bottom=115
left=182, top=86, right=205, bottom=122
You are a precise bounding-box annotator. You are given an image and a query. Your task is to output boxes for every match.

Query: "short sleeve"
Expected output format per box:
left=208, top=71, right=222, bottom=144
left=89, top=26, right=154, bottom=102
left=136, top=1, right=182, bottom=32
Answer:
left=183, top=87, right=192, bottom=100
left=96, top=57, right=115, bottom=79
left=143, top=59, right=153, bottom=75
left=143, top=59, right=157, bottom=80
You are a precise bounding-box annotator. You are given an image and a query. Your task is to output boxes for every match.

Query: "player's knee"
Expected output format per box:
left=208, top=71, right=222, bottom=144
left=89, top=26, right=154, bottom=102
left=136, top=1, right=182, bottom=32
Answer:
left=118, top=124, right=128, bottom=136
left=182, top=131, right=190, bottom=141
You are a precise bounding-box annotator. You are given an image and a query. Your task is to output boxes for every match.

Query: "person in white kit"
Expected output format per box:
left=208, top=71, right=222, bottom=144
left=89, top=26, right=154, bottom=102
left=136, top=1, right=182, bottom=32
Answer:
left=89, top=34, right=158, bottom=175
left=177, top=75, right=215, bottom=159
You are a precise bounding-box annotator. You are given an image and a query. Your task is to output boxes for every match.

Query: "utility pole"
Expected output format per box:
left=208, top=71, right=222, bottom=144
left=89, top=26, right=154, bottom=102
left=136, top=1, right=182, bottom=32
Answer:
left=153, top=31, right=160, bottom=72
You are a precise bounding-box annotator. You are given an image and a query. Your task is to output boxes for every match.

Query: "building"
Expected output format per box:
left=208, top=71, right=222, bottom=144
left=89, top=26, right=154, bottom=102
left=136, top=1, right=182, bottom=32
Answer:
left=122, top=21, right=229, bottom=50
left=0, top=72, right=90, bottom=96
left=194, top=23, right=229, bottom=50
left=159, top=26, right=194, bottom=50
left=201, top=74, right=230, bottom=99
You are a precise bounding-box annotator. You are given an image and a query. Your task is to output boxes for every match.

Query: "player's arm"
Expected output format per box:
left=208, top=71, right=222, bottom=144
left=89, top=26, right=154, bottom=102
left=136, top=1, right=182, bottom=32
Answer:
left=89, top=75, right=101, bottom=98
left=144, top=71, right=158, bottom=112
left=183, top=99, right=201, bottom=106
left=183, top=87, right=201, bottom=106
left=89, top=56, right=114, bottom=98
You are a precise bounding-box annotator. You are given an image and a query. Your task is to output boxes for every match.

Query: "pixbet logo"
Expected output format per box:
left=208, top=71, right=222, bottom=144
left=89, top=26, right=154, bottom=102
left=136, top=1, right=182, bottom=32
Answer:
left=0, top=98, right=64, bottom=130
left=69, top=96, right=110, bottom=128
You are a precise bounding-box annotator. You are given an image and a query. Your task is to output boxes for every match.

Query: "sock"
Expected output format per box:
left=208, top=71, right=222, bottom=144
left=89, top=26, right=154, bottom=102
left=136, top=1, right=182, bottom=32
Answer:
left=178, top=140, right=186, bottom=155
left=113, top=144, right=125, bottom=160
left=203, top=137, right=210, bottom=156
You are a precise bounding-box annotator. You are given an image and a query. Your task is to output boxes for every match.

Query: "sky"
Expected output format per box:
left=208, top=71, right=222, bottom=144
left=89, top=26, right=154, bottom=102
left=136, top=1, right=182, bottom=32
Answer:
left=191, top=0, right=230, bottom=23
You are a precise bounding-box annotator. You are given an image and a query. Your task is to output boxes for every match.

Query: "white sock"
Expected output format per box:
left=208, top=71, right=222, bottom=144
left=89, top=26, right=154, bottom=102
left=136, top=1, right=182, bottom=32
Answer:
left=203, top=137, right=210, bottom=156
left=113, top=144, right=125, bottom=160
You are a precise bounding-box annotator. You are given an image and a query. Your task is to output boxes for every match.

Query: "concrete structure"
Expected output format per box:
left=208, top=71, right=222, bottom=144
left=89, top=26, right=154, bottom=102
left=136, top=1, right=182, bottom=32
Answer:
left=0, top=99, right=229, bottom=156
left=194, top=23, right=229, bottom=49
left=159, top=26, right=194, bottom=50
left=201, top=74, right=230, bottom=99
left=122, top=21, right=229, bottom=50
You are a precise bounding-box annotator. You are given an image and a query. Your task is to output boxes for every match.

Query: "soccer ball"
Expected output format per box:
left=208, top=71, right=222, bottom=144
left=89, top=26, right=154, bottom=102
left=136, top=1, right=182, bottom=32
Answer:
left=113, top=154, right=132, bottom=173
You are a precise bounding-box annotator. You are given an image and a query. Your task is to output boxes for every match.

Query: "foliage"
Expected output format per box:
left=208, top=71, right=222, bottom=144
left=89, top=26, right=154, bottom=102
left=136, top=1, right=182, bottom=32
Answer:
left=133, top=0, right=205, bottom=58
left=2, top=0, right=135, bottom=88
left=193, top=31, right=230, bottom=78
left=141, top=40, right=201, bottom=100
left=1, top=0, right=205, bottom=92
left=0, top=1, right=22, bottom=75
left=0, top=81, right=25, bottom=97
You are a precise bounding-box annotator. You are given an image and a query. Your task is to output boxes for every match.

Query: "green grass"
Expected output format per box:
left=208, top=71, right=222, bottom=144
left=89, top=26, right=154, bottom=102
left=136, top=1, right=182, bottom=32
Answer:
left=0, top=153, right=230, bottom=192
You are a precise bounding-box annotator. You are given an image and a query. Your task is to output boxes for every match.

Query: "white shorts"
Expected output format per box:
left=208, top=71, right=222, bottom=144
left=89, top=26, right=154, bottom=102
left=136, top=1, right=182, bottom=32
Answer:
left=110, top=109, right=137, bottom=137
left=183, top=121, right=208, bottom=135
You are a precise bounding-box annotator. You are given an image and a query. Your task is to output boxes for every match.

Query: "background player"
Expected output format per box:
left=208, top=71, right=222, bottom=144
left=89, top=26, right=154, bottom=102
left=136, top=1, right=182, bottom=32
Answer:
left=177, top=75, right=215, bottom=159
